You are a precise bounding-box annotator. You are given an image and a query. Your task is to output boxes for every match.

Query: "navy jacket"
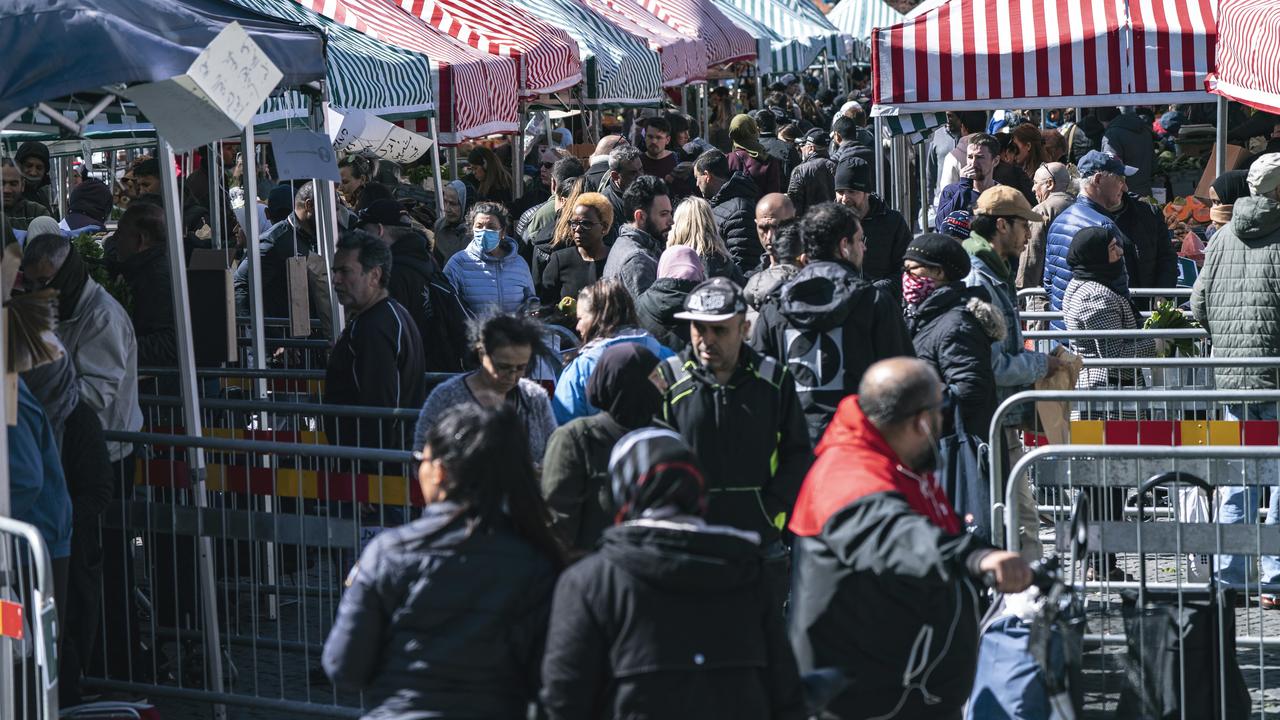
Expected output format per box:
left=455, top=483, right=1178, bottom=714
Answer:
left=322, top=502, right=558, bottom=719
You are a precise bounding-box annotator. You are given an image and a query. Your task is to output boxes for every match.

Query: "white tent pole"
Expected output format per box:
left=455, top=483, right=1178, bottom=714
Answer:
left=157, top=138, right=229, bottom=720
left=315, top=92, right=345, bottom=339
left=513, top=103, right=525, bottom=201
left=874, top=116, right=886, bottom=197
left=429, top=115, right=446, bottom=222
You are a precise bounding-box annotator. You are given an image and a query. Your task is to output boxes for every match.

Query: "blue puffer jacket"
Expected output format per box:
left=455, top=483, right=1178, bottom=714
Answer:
left=443, top=236, right=535, bottom=316
left=1043, top=196, right=1126, bottom=327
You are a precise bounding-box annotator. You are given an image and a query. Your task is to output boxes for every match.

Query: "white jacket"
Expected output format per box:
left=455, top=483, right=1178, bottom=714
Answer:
left=58, top=279, right=143, bottom=461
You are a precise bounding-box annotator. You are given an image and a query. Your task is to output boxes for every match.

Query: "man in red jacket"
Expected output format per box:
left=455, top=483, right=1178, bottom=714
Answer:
left=788, top=357, right=1031, bottom=720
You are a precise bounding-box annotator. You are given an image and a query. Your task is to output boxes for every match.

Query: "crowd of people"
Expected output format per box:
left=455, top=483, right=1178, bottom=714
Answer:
left=7, top=68, right=1280, bottom=717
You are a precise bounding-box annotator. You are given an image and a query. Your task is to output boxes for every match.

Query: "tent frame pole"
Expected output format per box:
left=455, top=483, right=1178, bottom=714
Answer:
left=208, top=143, right=223, bottom=250
left=874, top=116, right=886, bottom=198
left=157, top=138, right=229, bottom=720
left=315, top=93, right=345, bottom=340
left=755, top=70, right=765, bottom=111
left=1216, top=96, right=1228, bottom=178
left=701, top=84, right=709, bottom=142
left=429, top=115, right=447, bottom=222
left=513, top=103, right=525, bottom=201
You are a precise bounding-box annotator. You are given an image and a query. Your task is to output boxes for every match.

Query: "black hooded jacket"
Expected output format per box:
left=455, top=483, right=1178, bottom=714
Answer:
left=1113, top=192, right=1178, bottom=292
left=904, top=284, right=1002, bottom=441
left=708, top=172, right=762, bottom=272
left=858, top=194, right=912, bottom=292
left=635, top=277, right=697, bottom=353
left=541, top=522, right=807, bottom=720
left=750, top=260, right=914, bottom=443
left=386, top=231, right=467, bottom=372
left=115, top=245, right=178, bottom=368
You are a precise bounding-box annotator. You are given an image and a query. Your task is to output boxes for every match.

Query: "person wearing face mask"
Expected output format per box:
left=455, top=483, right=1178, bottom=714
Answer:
left=443, top=201, right=535, bottom=316
left=1208, top=169, right=1251, bottom=234
left=788, top=358, right=1033, bottom=720
left=541, top=343, right=665, bottom=555
left=901, top=233, right=1002, bottom=442
left=1043, top=151, right=1141, bottom=324
left=541, top=427, right=807, bottom=720
left=433, top=180, right=470, bottom=262
left=750, top=203, right=913, bottom=444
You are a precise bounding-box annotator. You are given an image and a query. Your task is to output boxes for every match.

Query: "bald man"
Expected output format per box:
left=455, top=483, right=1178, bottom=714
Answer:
left=789, top=357, right=1032, bottom=720
left=585, top=134, right=629, bottom=190
left=754, top=193, right=795, bottom=264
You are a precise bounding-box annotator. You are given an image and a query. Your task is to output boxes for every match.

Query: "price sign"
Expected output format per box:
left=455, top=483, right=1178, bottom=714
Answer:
left=270, top=130, right=340, bottom=182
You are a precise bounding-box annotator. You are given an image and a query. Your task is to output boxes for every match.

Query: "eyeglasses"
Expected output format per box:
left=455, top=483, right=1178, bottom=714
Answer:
left=569, top=220, right=598, bottom=229
left=540, top=161, right=555, bottom=169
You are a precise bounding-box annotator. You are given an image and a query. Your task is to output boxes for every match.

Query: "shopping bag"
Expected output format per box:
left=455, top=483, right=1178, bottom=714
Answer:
left=1034, top=349, right=1082, bottom=444
left=939, top=399, right=990, bottom=536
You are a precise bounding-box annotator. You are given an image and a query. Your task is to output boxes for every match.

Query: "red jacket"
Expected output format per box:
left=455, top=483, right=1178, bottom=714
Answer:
left=790, top=395, right=961, bottom=537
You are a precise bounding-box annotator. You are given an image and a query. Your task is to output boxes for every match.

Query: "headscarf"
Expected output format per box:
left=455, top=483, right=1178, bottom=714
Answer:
left=44, top=243, right=90, bottom=321
left=586, top=343, right=662, bottom=429
left=729, top=114, right=766, bottom=159
left=1211, top=169, right=1250, bottom=225
left=656, top=246, right=705, bottom=281
left=24, top=217, right=61, bottom=243
left=1066, top=226, right=1131, bottom=300
left=609, top=427, right=707, bottom=522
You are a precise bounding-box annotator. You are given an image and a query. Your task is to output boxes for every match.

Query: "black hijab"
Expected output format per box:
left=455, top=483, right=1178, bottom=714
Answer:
left=42, top=241, right=90, bottom=321
left=586, top=343, right=662, bottom=429
left=609, top=427, right=707, bottom=522
left=1212, top=170, right=1251, bottom=206
left=1067, top=225, right=1131, bottom=299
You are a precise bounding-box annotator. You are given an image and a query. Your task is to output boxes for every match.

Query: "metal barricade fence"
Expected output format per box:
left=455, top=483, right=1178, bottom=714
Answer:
left=1017, top=286, right=1193, bottom=312
left=1002, top=443, right=1280, bottom=716
left=81, top=430, right=418, bottom=717
left=0, top=516, right=59, bottom=720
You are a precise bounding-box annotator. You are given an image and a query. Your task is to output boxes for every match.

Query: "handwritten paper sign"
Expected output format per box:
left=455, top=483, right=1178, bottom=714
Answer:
left=327, top=107, right=434, bottom=164
left=269, top=130, right=340, bottom=182
left=125, top=22, right=283, bottom=153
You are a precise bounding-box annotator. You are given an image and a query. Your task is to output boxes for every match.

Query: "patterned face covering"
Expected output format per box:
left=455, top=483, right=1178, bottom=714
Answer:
left=902, top=271, right=939, bottom=305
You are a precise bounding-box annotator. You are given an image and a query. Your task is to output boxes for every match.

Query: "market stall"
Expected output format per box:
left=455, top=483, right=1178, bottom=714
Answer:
left=582, top=0, right=707, bottom=86
left=1206, top=0, right=1280, bottom=115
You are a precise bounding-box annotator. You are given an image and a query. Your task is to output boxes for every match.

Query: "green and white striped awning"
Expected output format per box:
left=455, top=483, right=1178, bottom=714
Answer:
left=826, top=0, right=902, bottom=64
left=224, top=0, right=434, bottom=120
left=720, top=0, right=847, bottom=72
left=508, top=0, right=663, bottom=107
left=881, top=111, right=947, bottom=142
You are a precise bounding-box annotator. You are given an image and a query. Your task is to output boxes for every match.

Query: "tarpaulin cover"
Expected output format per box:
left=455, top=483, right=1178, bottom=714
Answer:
left=0, top=0, right=325, bottom=116
left=634, top=0, right=758, bottom=68
left=297, top=0, right=520, bottom=143
left=583, top=0, right=707, bottom=85
left=1206, top=0, right=1280, bottom=115
left=871, top=0, right=1217, bottom=115
left=722, top=0, right=848, bottom=67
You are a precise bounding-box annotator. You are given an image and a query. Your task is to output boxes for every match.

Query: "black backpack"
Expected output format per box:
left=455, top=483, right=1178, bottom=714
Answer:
left=393, top=253, right=473, bottom=372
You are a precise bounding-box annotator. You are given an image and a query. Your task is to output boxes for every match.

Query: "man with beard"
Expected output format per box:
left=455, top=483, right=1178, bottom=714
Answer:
left=833, top=157, right=910, bottom=291
left=602, top=176, right=672, bottom=299
left=788, top=358, right=1032, bottom=720
left=2, top=159, right=52, bottom=242
left=935, top=133, right=1002, bottom=232
left=14, top=141, right=58, bottom=217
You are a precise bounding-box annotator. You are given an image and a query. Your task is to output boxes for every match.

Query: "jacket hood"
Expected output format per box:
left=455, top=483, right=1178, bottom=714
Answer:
left=790, top=396, right=961, bottom=535
left=863, top=192, right=890, bottom=220
left=1230, top=196, right=1280, bottom=241
left=777, top=260, right=876, bottom=331
left=640, top=277, right=697, bottom=315
left=908, top=284, right=1006, bottom=341
left=600, top=522, right=762, bottom=592
left=711, top=171, right=759, bottom=206
left=391, top=231, right=433, bottom=262
left=1110, top=112, right=1146, bottom=134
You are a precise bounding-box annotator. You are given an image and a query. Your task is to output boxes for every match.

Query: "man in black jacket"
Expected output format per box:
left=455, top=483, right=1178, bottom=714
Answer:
left=788, top=128, right=835, bottom=216
left=834, top=157, right=911, bottom=290
left=326, top=231, right=426, bottom=448
left=789, top=358, right=1031, bottom=720
left=694, top=149, right=762, bottom=273
left=1113, top=191, right=1178, bottom=296
left=658, top=278, right=812, bottom=552
left=750, top=203, right=914, bottom=443
left=751, top=109, right=800, bottom=179
left=358, top=200, right=468, bottom=372
left=233, top=180, right=317, bottom=319
left=108, top=199, right=178, bottom=368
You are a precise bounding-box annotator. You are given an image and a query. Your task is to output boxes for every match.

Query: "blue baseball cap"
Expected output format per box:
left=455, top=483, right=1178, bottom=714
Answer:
left=1078, top=150, right=1137, bottom=178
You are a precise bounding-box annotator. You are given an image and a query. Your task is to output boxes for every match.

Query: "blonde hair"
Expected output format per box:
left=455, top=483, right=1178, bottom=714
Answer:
left=668, top=197, right=731, bottom=262
left=551, top=178, right=587, bottom=251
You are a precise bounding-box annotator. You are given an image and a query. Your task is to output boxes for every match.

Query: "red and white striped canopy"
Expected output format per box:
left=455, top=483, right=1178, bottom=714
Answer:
left=583, top=0, right=708, bottom=85
left=1207, top=0, right=1280, bottom=115
left=633, top=0, right=757, bottom=68
left=391, top=0, right=582, bottom=96
left=871, top=0, right=1217, bottom=115
left=297, top=0, right=521, bottom=143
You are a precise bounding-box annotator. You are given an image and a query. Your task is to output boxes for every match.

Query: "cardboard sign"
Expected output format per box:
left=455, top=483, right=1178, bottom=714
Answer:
left=125, top=22, right=282, bottom=152
left=286, top=255, right=311, bottom=338
left=327, top=107, right=434, bottom=164
left=269, top=130, right=341, bottom=182
left=188, top=249, right=237, bottom=363
left=1195, top=143, right=1250, bottom=200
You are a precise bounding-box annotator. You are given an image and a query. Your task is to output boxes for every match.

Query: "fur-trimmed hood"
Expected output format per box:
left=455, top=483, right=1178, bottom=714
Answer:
left=966, top=295, right=1007, bottom=342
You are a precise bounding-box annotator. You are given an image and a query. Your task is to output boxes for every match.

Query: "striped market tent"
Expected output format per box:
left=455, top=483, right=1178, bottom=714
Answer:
left=709, top=0, right=775, bottom=74
left=1206, top=0, right=1279, bottom=113
left=582, top=0, right=707, bottom=85
left=634, top=0, right=758, bottom=68
left=225, top=0, right=434, bottom=119
left=507, top=0, right=663, bottom=106
left=722, top=0, right=848, bottom=66
left=826, top=0, right=902, bottom=63
left=296, top=0, right=521, bottom=144
left=871, top=0, right=1217, bottom=116
left=389, top=0, right=582, bottom=97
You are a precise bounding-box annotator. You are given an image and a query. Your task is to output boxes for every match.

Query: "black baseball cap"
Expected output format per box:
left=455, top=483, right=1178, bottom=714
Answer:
left=802, top=128, right=830, bottom=147
left=357, top=199, right=409, bottom=227
left=674, top=277, right=747, bottom=322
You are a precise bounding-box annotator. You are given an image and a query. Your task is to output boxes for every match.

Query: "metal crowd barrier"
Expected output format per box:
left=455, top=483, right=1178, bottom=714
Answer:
left=80, top=430, right=418, bottom=717
left=0, top=516, right=58, bottom=720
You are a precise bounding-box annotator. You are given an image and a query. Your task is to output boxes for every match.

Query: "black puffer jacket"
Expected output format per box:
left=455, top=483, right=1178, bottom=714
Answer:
left=709, top=172, right=762, bottom=272
left=387, top=231, right=466, bottom=373
left=787, top=152, right=835, bottom=216
left=636, top=277, right=697, bottom=353
left=323, top=502, right=558, bottom=719
left=762, top=135, right=801, bottom=179
left=904, top=284, right=1003, bottom=441
left=750, top=260, right=914, bottom=443
left=859, top=194, right=912, bottom=292
left=541, top=522, right=807, bottom=720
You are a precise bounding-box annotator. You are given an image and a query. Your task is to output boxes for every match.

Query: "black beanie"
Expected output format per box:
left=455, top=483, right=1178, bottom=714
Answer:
left=904, top=232, right=972, bottom=281
left=15, top=141, right=50, bottom=170
left=834, top=157, right=870, bottom=192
